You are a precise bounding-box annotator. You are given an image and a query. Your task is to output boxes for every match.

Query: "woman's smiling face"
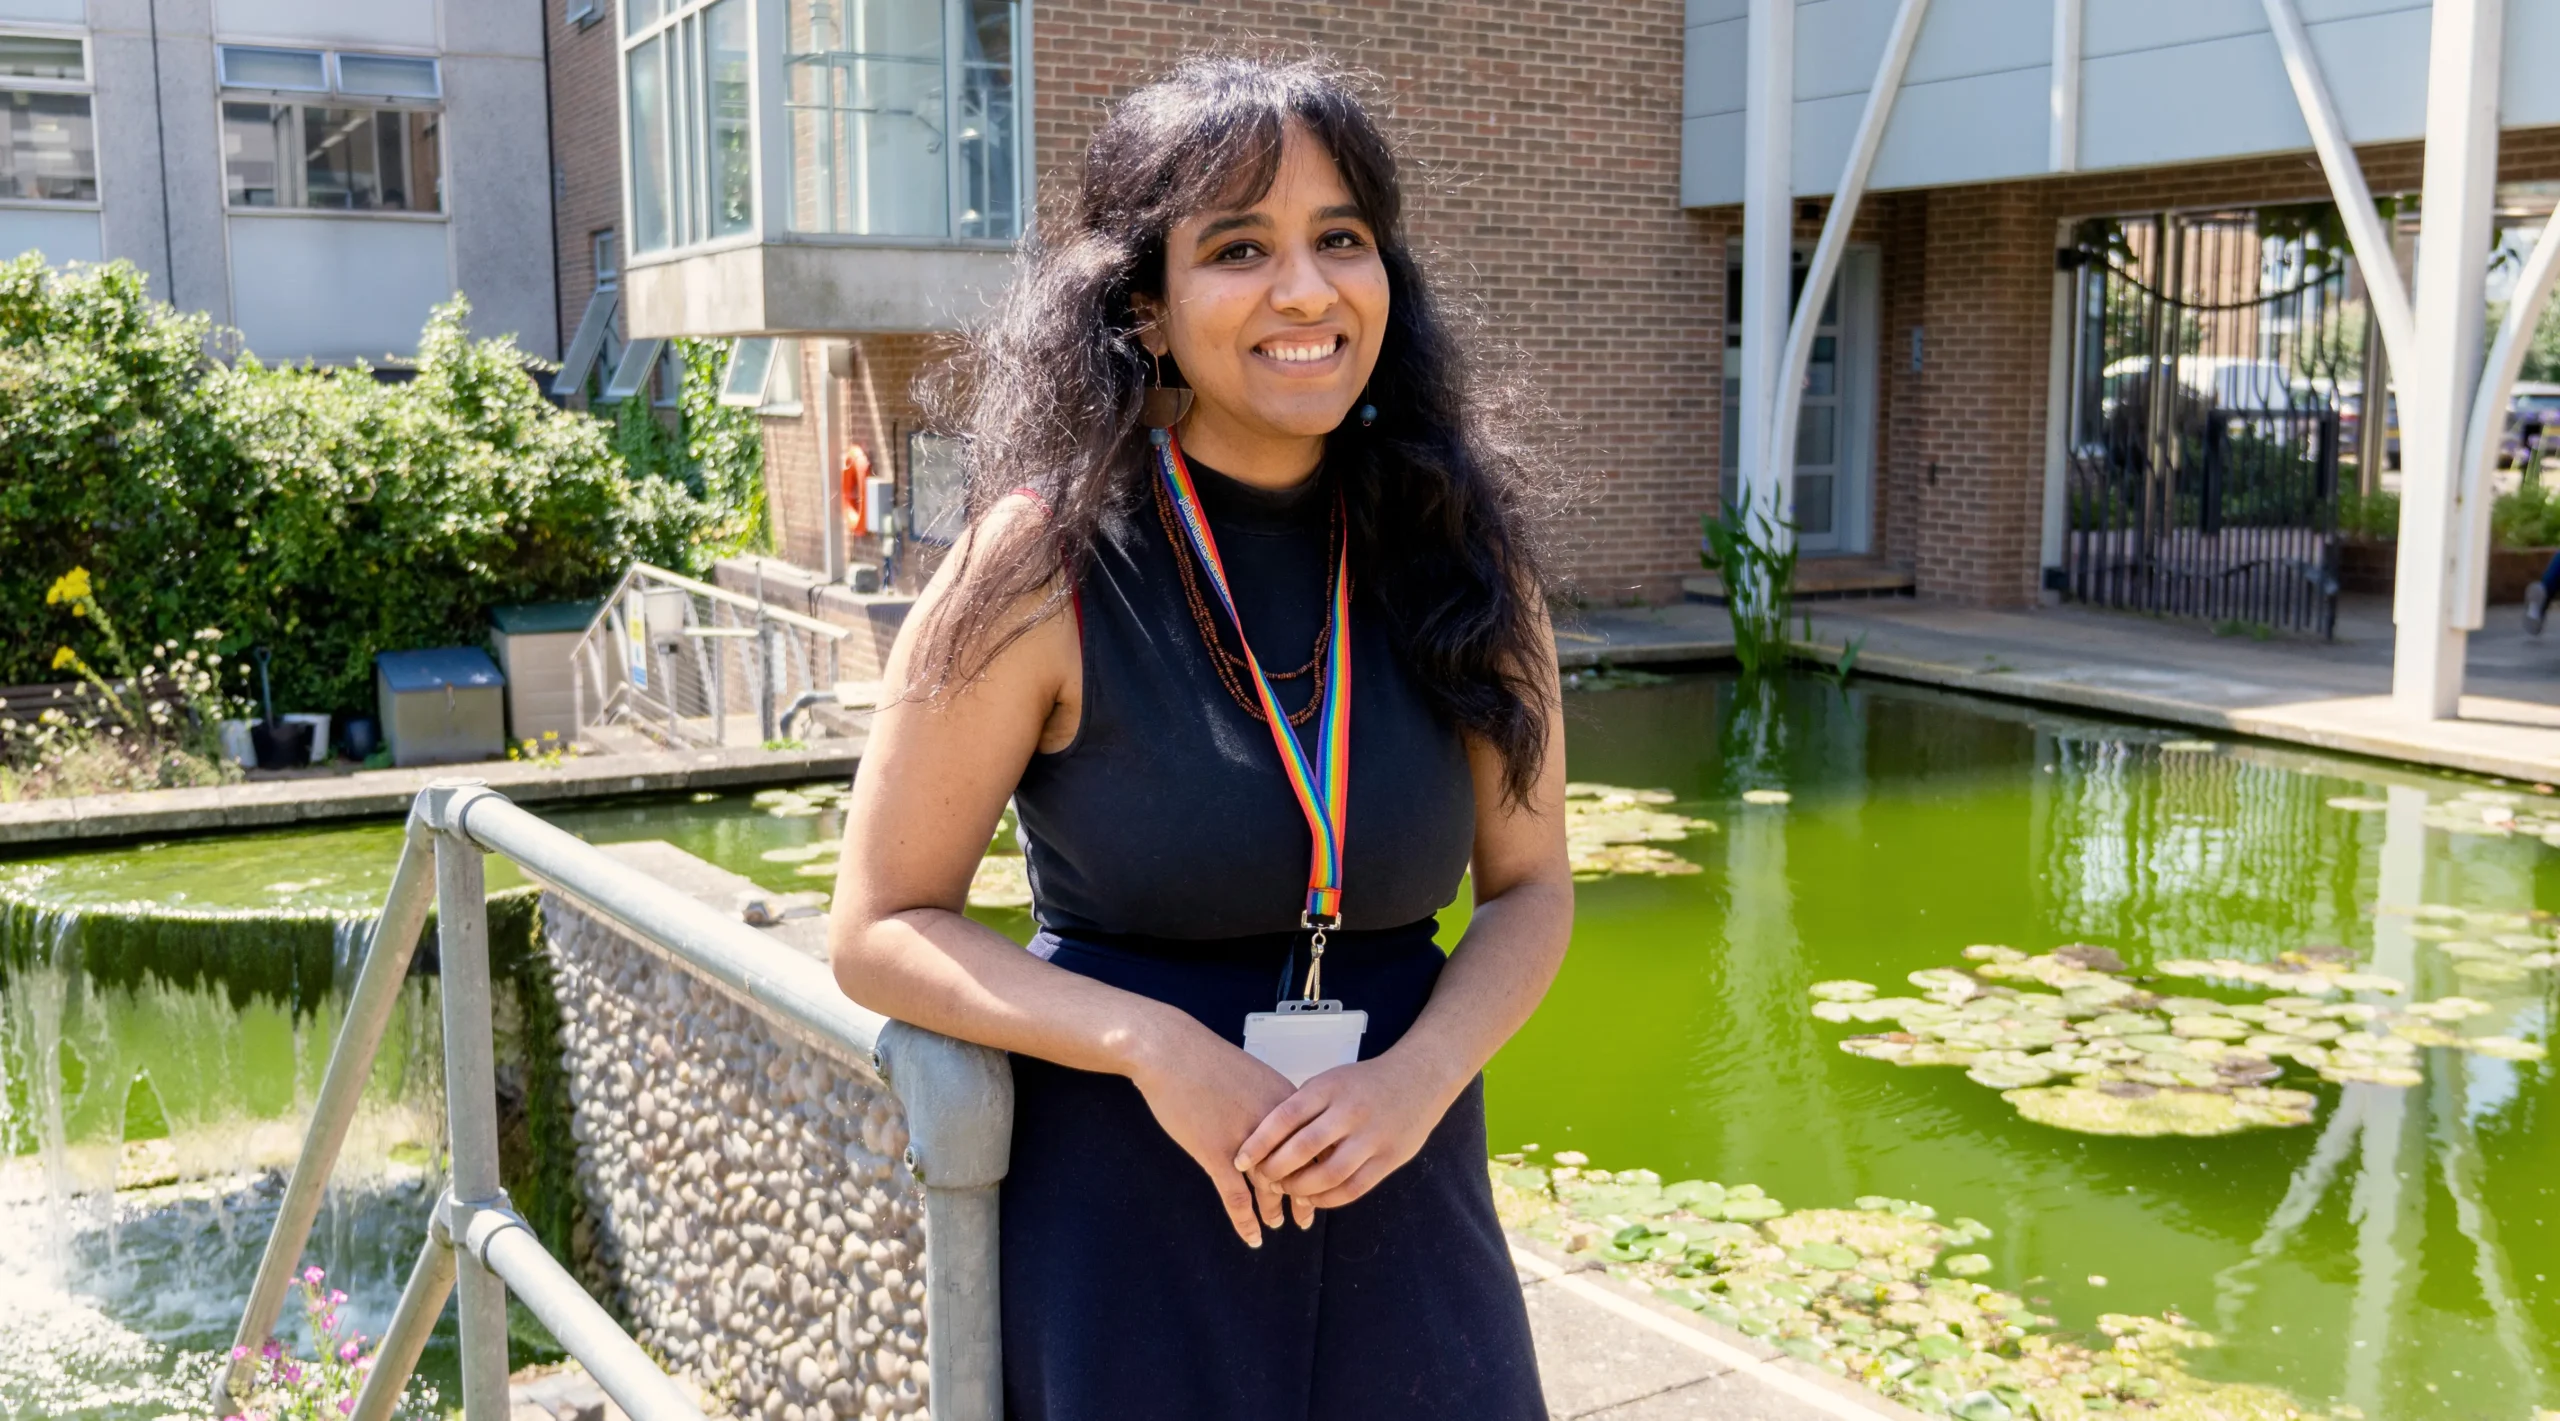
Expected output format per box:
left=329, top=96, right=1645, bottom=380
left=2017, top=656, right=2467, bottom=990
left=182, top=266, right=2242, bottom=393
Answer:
left=1139, top=123, right=1391, bottom=473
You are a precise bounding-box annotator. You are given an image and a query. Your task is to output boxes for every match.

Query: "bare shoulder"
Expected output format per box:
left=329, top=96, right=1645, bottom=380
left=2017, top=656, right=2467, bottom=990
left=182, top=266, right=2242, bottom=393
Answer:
left=883, top=491, right=1079, bottom=718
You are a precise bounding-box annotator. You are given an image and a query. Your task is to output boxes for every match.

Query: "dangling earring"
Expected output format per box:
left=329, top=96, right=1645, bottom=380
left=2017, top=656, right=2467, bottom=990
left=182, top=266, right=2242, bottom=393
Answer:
left=1357, top=402, right=1379, bottom=428
left=1140, top=350, right=1193, bottom=446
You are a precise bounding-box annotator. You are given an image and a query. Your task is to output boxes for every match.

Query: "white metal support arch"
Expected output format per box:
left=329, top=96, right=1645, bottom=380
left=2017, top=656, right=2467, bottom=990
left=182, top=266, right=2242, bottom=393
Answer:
left=1765, top=0, right=1933, bottom=534
left=1735, top=0, right=1796, bottom=538
left=2453, top=206, right=2560, bottom=628
left=2260, top=0, right=2418, bottom=375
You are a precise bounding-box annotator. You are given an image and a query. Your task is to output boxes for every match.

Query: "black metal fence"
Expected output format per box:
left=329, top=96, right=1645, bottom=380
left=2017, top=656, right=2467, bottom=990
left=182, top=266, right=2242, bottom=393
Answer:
left=2058, top=210, right=2361, bottom=637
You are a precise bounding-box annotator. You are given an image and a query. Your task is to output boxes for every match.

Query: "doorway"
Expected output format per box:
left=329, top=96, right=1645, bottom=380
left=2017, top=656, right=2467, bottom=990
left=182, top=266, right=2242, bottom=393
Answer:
left=1722, top=243, right=1880, bottom=555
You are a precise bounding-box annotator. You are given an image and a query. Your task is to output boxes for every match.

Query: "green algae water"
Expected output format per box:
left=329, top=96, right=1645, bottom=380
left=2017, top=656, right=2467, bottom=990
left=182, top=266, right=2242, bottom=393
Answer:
left=4, top=672, right=2555, bottom=1417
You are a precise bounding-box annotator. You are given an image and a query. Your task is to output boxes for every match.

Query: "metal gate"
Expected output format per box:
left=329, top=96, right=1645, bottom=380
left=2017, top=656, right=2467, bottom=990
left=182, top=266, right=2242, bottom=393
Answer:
left=2058, top=209, right=2360, bottom=637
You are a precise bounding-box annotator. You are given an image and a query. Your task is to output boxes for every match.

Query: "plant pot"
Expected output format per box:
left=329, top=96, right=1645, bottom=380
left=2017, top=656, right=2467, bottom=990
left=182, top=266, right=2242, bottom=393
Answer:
left=344, top=717, right=380, bottom=759
left=249, top=719, right=314, bottom=771
left=2332, top=541, right=2558, bottom=604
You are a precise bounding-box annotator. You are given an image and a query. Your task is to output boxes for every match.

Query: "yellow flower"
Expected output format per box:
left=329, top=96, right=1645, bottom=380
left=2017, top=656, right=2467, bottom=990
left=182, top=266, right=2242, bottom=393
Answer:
left=44, top=567, right=92, bottom=606
left=51, top=646, right=76, bottom=671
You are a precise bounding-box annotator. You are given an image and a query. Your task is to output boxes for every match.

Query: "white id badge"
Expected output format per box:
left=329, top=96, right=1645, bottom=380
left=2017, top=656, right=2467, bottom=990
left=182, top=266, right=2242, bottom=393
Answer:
left=1242, top=1000, right=1369, bottom=1086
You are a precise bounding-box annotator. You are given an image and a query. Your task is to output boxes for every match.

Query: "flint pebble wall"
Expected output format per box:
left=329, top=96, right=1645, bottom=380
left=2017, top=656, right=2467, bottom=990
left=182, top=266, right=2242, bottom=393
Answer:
left=546, top=874, right=931, bottom=1421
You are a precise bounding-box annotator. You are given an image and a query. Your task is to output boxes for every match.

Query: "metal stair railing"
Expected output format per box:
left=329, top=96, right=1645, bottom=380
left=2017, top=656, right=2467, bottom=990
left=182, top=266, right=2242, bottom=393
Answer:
left=570, top=562, right=863, bottom=751
left=216, top=780, right=1013, bottom=1421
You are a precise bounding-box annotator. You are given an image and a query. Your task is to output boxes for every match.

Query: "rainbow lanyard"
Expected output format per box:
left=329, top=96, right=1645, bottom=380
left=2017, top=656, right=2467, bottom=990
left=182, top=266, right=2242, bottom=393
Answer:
left=1155, top=432, right=1352, bottom=998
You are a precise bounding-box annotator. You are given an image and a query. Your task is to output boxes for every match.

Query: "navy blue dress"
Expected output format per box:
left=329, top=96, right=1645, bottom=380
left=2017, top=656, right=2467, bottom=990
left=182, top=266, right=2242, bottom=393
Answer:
left=1003, top=461, right=1546, bottom=1421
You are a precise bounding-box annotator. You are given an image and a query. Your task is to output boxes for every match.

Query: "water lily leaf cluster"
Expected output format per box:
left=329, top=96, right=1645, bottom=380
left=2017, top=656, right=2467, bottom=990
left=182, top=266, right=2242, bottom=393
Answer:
left=2331, top=787, right=2560, bottom=842
left=2375, top=900, right=2560, bottom=986
left=1812, top=946, right=2543, bottom=1136
left=1490, top=1153, right=2326, bottom=1419
left=1563, top=783, right=1717, bottom=880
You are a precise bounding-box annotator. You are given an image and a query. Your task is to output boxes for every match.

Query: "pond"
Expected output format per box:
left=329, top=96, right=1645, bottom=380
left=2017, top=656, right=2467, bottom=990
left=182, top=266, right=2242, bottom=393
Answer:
left=2, top=672, right=2553, bottom=1419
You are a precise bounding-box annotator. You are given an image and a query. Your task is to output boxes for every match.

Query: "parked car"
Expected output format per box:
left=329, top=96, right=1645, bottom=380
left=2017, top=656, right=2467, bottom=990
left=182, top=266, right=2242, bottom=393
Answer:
left=2503, top=381, right=2560, bottom=469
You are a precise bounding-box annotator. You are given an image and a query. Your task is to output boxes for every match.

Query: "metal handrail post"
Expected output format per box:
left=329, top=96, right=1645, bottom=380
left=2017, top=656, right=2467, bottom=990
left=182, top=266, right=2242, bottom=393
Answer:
left=878, top=1020, right=1015, bottom=1421
left=455, top=1200, right=708, bottom=1421
left=216, top=812, right=440, bottom=1413
left=347, top=1232, right=459, bottom=1421
left=430, top=780, right=512, bottom=1420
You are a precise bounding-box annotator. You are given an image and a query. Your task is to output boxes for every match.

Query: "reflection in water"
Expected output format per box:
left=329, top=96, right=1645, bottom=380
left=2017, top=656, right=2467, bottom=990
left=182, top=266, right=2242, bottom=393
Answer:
left=1500, top=675, right=2559, bottom=1417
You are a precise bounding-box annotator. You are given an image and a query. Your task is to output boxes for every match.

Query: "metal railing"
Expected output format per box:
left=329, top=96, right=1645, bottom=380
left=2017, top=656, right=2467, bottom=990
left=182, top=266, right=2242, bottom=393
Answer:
left=217, top=781, right=1013, bottom=1421
left=570, top=563, right=872, bottom=751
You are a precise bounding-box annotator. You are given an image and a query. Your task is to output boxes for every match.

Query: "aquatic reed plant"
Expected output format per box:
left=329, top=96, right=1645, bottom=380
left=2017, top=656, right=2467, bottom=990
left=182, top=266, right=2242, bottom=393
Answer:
left=1699, top=504, right=1799, bottom=680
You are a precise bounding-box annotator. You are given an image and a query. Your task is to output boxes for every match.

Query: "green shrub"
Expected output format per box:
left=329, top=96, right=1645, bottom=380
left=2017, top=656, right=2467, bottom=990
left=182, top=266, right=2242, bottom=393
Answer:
left=0, top=255, right=740, bottom=717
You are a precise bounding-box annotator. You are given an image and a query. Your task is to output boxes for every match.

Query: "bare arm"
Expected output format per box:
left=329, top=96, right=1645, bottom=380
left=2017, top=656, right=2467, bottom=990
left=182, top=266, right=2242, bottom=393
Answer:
left=1237, top=606, right=1574, bottom=1209
left=828, top=498, right=1299, bottom=1246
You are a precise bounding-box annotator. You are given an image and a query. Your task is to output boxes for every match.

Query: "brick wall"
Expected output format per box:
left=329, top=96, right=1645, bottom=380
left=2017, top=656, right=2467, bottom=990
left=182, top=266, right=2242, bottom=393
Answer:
left=1031, top=2, right=1717, bottom=602
left=760, top=338, right=939, bottom=580
left=546, top=5, right=623, bottom=363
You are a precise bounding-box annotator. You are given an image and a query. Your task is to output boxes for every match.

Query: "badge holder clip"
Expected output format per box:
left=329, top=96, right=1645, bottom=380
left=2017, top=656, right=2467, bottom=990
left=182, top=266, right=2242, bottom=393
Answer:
left=1242, top=912, right=1367, bottom=1086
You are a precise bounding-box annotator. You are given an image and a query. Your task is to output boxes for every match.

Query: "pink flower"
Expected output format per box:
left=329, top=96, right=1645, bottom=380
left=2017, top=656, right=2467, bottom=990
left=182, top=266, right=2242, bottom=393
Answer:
left=328, top=1290, right=348, bottom=1306
left=262, top=1341, right=283, bottom=1360
left=337, top=1400, right=355, bottom=1415
left=338, top=1341, right=361, bottom=1362
left=279, top=1363, right=302, bottom=1386
left=302, top=1266, right=325, bottom=1284
left=230, top=1345, right=250, bottom=1361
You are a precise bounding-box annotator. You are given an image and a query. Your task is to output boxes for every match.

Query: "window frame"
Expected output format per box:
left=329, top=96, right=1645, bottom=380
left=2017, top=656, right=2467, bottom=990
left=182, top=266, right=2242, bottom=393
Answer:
left=617, top=0, right=1030, bottom=262
left=717, top=336, right=802, bottom=415
left=618, top=0, right=755, bottom=257
left=0, top=26, right=99, bottom=210
left=217, top=44, right=446, bottom=217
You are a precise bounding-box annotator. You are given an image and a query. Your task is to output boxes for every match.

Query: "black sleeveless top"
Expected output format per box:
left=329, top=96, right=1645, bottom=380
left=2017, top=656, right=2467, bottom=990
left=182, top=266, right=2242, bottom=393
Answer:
left=1013, top=462, right=1477, bottom=939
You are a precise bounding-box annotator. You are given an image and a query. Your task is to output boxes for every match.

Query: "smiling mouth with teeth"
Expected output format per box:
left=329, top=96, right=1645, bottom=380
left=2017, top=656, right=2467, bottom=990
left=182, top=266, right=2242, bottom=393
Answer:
left=1258, top=335, right=1345, bottom=364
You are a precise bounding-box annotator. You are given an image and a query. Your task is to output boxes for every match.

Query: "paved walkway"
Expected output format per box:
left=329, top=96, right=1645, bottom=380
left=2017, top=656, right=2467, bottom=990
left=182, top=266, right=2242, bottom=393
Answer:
left=507, top=1240, right=1912, bottom=1421
left=1570, top=593, right=2560, bottom=783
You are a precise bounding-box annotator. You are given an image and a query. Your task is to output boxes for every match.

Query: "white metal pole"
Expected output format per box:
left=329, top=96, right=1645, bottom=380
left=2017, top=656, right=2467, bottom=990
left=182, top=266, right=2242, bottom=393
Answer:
left=2260, top=0, right=2418, bottom=374
left=2452, top=204, right=2560, bottom=629
left=346, top=1234, right=458, bottom=1421
left=432, top=784, right=513, bottom=1421
left=1736, top=0, right=1795, bottom=545
left=2391, top=0, right=2502, bottom=720
left=1767, top=0, right=1931, bottom=539
left=2048, top=0, right=2081, bottom=174
left=2040, top=220, right=2077, bottom=594
left=820, top=342, right=848, bottom=584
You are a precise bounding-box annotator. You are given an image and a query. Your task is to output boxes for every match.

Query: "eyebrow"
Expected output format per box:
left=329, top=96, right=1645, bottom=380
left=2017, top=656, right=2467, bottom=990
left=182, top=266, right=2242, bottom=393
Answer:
left=1192, top=203, right=1372, bottom=244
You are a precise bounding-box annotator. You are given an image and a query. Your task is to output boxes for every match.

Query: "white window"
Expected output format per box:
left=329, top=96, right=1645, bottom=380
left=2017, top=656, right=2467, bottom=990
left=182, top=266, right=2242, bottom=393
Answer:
left=0, top=32, right=95, bottom=205
left=718, top=337, right=801, bottom=414
left=782, top=0, right=1021, bottom=242
left=622, top=0, right=753, bottom=254
left=593, top=228, right=620, bottom=290
left=601, top=337, right=665, bottom=404
left=219, top=46, right=442, bottom=213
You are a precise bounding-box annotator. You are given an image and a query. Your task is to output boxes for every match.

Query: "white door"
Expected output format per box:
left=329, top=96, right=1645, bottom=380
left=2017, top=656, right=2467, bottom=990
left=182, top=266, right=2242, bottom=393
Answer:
left=1722, top=244, right=1880, bottom=555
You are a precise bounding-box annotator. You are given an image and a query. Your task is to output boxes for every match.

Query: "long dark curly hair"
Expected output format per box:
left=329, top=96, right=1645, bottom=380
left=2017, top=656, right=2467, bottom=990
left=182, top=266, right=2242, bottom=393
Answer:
left=916, top=53, right=1559, bottom=802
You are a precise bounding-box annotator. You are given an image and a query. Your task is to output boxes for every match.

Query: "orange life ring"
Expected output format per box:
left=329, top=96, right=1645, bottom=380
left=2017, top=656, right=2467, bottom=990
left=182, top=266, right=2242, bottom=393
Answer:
left=841, top=444, right=873, bottom=535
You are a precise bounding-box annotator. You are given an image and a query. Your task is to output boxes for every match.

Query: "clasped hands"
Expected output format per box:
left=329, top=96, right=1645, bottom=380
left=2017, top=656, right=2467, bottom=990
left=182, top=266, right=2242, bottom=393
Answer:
left=1131, top=1020, right=1463, bottom=1249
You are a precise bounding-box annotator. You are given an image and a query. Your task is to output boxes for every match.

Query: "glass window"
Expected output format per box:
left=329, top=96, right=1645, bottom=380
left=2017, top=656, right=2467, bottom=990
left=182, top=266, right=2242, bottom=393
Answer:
left=625, top=0, right=665, bottom=37
left=602, top=338, right=665, bottom=402
left=0, top=34, right=83, bottom=82
left=785, top=0, right=948, bottom=239
left=955, top=1, right=1016, bottom=240
left=706, top=0, right=751, bottom=238
left=554, top=286, right=622, bottom=398
left=594, top=228, right=620, bottom=289
left=222, top=103, right=441, bottom=212
left=220, top=45, right=328, bottom=91
left=627, top=35, right=670, bottom=252
left=0, top=89, right=94, bottom=201
left=762, top=339, right=801, bottom=412
left=720, top=337, right=777, bottom=406
left=335, top=53, right=439, bottom=100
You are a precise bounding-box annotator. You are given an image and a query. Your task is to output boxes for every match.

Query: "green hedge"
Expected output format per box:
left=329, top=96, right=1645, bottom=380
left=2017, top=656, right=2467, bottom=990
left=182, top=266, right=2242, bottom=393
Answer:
left=0, top=256, right=746, bottom=717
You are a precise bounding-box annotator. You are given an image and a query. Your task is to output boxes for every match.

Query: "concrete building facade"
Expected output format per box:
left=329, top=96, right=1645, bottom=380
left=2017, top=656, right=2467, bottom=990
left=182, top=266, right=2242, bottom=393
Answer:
left=0, top=0, right=558, bottom=363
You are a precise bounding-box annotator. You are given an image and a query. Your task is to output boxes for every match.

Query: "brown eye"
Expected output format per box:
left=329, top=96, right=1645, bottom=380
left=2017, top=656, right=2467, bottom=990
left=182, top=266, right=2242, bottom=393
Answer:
left=1319, top=229, right=1367, bottom=251
left=1214, top=241, right=1265, bottom=263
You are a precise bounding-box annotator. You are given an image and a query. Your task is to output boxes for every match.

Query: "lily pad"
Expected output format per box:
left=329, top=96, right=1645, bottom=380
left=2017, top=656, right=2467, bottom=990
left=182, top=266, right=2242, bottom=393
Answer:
left=1741, top=788, right=1792, bottom=805
left=2003, top=1083, right=2317, bottom=1136
left=968, top=854, right=1034, bottom=908
left=1791, top=1242, right=1860, bottom=1271
left=1941, top=1253, right=1993, bottom=1278
left=1810, top=979, right=1879, bottom=1002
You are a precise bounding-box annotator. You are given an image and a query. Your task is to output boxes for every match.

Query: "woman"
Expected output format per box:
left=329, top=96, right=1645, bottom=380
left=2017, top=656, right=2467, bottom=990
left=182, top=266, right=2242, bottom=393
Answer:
left=829, top=55, right=1571, bottom=1421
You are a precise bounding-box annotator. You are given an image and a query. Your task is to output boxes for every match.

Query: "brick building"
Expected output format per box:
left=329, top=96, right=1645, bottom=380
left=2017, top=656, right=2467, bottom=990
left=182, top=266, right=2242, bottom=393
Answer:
left=553, top=0, right=2560, bottom=661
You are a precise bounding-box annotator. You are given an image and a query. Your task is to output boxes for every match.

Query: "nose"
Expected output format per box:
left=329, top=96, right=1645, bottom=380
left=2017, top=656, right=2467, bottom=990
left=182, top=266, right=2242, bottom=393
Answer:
left=1268, top=238, right=1339, bottom=320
